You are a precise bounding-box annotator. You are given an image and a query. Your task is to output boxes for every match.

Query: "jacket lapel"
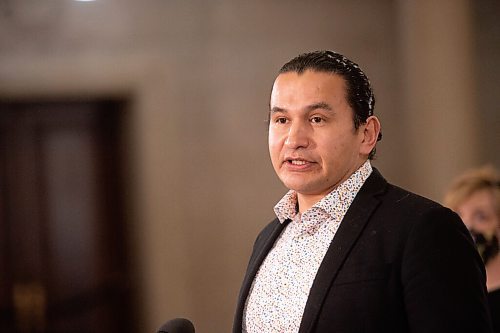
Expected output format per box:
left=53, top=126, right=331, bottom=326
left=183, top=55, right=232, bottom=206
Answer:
left=298, top=169, right=388, bottom=333
left=233, top=218, right=290, bottom=333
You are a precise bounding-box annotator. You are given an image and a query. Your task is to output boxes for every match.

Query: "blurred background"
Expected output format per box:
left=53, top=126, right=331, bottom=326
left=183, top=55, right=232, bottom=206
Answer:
left=0, top=0, right=498, bottom=332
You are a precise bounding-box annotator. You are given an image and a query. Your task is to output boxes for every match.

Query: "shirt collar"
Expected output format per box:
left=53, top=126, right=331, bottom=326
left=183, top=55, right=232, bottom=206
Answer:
left=273, top=160, right=373, bottom=224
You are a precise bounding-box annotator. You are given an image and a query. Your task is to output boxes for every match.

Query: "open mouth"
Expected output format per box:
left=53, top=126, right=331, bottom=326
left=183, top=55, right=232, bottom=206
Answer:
left=285, top=158, right=314, bottom=167
left=289, top=160, right=308, bottom=165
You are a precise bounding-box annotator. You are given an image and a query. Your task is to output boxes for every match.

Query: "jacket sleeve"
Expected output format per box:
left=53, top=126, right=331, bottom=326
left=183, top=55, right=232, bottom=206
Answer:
left=401, top=206, right=493, bottom=333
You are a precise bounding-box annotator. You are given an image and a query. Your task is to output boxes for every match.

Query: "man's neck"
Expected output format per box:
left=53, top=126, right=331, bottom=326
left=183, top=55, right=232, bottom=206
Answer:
left=297, top=194, right=326, bottom=214
left=295, top=160, right=371, bottom=214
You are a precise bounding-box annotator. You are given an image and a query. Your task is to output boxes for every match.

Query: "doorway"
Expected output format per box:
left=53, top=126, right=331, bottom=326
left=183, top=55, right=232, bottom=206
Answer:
left=0, top=99, right=134, bottom=333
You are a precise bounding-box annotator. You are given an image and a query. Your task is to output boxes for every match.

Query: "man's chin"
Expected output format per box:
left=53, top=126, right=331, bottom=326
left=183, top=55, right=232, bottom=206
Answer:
left=281, top=181, right=328, bottom=197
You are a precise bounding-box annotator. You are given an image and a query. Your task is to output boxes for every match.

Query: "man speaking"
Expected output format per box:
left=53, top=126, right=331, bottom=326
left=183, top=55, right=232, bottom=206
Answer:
left=233, top=50, right=492, bottom=333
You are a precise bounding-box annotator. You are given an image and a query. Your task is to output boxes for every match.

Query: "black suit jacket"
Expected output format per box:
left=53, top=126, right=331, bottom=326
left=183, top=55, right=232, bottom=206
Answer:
left=233, top=169, right=493, bottom=333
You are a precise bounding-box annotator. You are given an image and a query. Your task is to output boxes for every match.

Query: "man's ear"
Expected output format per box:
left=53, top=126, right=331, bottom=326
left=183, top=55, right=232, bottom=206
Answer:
left=360, top=116, right=381, bottom=156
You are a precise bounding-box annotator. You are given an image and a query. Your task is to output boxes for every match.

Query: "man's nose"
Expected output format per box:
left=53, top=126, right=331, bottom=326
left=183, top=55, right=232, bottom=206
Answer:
left=284, top=122, right=309, bottom=149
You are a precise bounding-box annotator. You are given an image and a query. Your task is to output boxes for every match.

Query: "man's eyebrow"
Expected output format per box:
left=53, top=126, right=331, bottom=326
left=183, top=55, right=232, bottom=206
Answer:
left=270, top=106, right=286, bottom=113
left=270, top=102, right=333, bottom=114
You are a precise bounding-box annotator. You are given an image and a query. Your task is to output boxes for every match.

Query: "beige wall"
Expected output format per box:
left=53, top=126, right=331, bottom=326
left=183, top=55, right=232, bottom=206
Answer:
left=0, top=1, right=498, bottom=332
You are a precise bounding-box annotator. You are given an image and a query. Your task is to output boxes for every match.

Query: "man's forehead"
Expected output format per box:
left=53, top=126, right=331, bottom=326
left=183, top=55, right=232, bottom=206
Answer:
left=272, top=71, right=346, bottom=94
left=274, top=69, right=345, bottom=82
left=271, top=71, right=347, bottom=106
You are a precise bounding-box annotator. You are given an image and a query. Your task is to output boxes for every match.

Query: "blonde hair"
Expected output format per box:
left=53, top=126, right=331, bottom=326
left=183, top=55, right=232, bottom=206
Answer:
left=444, top=165, right=500, bottom=215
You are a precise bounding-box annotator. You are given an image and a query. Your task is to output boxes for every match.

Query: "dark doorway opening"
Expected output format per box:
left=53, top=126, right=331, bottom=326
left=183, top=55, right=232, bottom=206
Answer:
left=0, top=98, right=135, bottom=333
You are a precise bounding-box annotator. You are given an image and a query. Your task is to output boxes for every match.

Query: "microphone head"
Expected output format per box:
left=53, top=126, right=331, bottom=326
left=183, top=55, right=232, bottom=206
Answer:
left=157, top=318, right=195, bottom=333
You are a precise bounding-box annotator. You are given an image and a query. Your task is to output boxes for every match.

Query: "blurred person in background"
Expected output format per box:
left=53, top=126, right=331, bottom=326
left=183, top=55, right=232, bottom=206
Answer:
left=444, top=165, right=500, bottom=333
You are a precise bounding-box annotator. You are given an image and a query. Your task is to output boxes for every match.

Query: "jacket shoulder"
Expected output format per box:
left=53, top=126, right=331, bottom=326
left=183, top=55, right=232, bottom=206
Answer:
left=368, top=168, right=443, bottom=211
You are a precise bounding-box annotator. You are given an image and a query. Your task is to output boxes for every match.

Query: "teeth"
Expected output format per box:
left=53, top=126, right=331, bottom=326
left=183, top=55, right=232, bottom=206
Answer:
left=291, top=160, right=307, bottom=165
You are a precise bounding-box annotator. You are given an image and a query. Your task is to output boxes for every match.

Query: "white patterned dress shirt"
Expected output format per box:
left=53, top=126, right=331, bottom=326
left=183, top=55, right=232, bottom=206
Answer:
left=243, top=160, right=373, bottom=333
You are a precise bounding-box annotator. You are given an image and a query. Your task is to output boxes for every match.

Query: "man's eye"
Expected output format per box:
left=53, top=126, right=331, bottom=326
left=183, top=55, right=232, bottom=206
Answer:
left=275, top=117, right=287, bottom=124
left=311, top=116, right=324, bottom=123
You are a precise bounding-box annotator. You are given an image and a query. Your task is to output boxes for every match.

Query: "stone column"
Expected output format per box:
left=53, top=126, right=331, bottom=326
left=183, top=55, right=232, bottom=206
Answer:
left=397, top=0, right=480, bottom=201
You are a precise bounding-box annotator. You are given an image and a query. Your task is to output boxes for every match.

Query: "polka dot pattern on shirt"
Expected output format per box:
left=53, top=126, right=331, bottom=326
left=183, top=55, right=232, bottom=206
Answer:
left=243, top=161, right=373, bottom=333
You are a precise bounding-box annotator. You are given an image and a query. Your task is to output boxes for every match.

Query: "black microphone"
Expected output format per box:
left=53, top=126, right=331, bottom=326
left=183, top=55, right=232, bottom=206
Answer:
left=157, top=318, right=195, bottom=333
